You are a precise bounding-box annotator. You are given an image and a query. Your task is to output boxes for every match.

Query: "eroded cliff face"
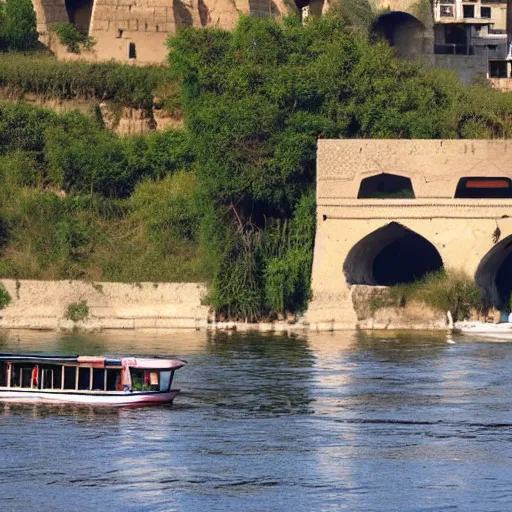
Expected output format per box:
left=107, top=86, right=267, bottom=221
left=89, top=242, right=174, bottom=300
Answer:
left=0, top=89, right=182, bottom=135
left=33, top=0, right=296, bottom=64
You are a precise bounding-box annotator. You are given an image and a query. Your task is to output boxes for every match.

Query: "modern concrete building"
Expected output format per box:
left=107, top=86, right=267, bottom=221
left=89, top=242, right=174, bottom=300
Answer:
left=308, top=139, right=512, bottom=327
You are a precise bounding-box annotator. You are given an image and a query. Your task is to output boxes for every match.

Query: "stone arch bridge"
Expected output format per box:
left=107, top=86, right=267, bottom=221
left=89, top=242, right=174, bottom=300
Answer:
left=32, top=0, right=290, bottom=63
left=33, top=0, right=432, bottom=63
left=308, top=139, right=512, bottom=327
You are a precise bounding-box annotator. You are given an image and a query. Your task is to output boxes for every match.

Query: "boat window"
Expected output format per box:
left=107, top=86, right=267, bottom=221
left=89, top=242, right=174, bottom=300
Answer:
left=105, top=369, right=121, bottom=391
left=130, top=369, right=159, bottom=391
left=77, top=367, right=90, bottom=390
left=92, top=368, right=105, bottom=391
left=63, top=367, right=77, bottom=389
left=10, top=365, right=37, bottom=388
left=41, top=365, right=62, bottom=390
left=0, top=362, right=7, bottom=387
left=159, top=371, right=172, bottom=392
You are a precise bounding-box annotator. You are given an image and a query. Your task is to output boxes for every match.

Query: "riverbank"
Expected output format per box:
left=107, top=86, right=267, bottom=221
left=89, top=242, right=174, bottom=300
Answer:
left=0, top=279, right=451, bottom=333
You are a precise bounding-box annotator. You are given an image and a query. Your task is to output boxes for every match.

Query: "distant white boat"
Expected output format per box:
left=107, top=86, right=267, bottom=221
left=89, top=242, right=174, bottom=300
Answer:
left=454, top=321, right=512, bottom=340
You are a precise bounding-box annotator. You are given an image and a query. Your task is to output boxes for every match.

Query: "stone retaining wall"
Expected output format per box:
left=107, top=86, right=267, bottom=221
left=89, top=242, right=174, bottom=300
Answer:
left=0, top=280, right=209, bottom=331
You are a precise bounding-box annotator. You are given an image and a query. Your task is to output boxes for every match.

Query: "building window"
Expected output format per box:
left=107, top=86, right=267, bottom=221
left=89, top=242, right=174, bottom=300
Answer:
left=489, top=60, right=507, bottom=77
left=117, top=29, right=124, bottom=38
left=440, top=5, right=454, bottom=16
left=463, top=5, right=475, bottom=17
left=481, top=6, right=491, bottom=17
left=129, top=42, right=136, bottom=59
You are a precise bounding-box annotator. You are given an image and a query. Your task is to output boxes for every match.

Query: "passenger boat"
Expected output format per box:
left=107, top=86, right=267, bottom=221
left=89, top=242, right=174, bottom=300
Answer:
left=0, top=354, right=186, bottom=406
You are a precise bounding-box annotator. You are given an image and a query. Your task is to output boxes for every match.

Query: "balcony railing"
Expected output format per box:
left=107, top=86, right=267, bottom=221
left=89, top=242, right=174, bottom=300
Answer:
left=434, top=43, right=507, bottom=58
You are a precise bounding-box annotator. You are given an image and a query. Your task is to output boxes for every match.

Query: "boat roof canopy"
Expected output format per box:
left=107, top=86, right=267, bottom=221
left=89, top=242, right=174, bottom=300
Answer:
left=0, top=354, right=185, bottom=370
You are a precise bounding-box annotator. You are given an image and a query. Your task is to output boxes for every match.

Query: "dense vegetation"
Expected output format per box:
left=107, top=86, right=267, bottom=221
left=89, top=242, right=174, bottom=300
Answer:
left=2, top=14, right=512, bottom=318
left=0, top=54, right=177, bottom=109
left=0, top=102, right=203, bottom=282
left=371, top=270, right=485, bottom=321
left=168, top=14, right=512, bottom=319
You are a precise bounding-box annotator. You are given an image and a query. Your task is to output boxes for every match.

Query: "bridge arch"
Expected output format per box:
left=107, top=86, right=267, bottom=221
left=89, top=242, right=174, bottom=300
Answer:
left=343, top=222, right=443, bottom=286
left=372, top=11, right=429, bottom=59
left=475, top=235, right=512, bottom=308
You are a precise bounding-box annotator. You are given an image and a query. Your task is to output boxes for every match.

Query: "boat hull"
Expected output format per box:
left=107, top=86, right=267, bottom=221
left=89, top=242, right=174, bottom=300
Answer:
left=0, top=389, right=180, bottom=406
left=455, top=322, right=512, bottom=340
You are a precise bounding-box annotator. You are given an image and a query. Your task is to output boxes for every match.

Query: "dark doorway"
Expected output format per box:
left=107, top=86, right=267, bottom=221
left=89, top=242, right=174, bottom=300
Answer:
left=344, top=222, right=443, bottom=286
left=475, top=235, right=512, bottom=308
left=65, top=0, right=94, bottom=34
left=454, top=177, right=512, bottom=198
left=358, top=173, right=415, bottom=199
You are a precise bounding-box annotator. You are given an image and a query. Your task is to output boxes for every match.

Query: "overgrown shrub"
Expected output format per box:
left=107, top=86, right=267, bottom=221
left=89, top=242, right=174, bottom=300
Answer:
left=0, top=283, right=11, bottom=309
left=50, top=23, right=95, bottom=54
left=65, top=300, right=89, bottom=321
left=373, top=269, right=485, bottom=321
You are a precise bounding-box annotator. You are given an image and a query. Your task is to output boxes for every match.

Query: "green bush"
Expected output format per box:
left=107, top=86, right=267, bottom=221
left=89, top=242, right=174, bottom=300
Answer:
left=50, top=22, right=95, bottom=54
left=374, top=269, right=485, bottom=321
left=65, top=300, right=89, bottom=322
left=130, top=171, right=199, bottom=242
left=0, top=283, right=11, bottom=310
left=0, top=0, right=38, bottom=52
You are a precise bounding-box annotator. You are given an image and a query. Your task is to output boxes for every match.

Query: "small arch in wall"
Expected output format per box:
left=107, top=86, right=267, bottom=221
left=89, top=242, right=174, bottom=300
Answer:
left=357, top=173, right=415, bottom=199
left=344, top=222, right=443, bottom=286
left=475, top=235, right=512, bottom=308
left=454, top=177, right=512, bottom=199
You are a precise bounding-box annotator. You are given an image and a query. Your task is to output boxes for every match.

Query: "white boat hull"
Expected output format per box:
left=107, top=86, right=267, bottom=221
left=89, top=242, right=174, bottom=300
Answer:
left=455, top=321, right=512, bottom=340
left=0, top=388, right=180, bottom=406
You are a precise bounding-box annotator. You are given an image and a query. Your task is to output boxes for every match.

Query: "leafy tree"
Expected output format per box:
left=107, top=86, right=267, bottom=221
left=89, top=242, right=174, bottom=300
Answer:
left=2, top=0, right=39, bottom=52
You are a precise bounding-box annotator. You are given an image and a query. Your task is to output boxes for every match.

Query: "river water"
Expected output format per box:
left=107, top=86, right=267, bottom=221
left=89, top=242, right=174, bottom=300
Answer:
left=1, top=330, right=512, bottom=511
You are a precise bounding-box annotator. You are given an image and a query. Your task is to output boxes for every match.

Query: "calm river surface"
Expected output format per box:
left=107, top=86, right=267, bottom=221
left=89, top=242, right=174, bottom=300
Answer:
left=1, top=330, right=512, bottom=511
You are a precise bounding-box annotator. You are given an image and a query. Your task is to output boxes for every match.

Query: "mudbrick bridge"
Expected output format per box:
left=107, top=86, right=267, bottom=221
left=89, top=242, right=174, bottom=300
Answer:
left=307, top=140, right=512, bottom=328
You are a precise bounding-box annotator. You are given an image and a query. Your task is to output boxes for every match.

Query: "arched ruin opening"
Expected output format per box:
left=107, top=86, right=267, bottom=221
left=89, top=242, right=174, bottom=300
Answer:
left=372, top=12, right=428, bottom=59
left=475, top=235, right=512, bottom=308
left=65, top=0, right=94, bottom=34
left=344, top=222, right=443, bottom=286
left=454, top=177, right=512, bottom=199
left=357, top=173, right=415, bottom=199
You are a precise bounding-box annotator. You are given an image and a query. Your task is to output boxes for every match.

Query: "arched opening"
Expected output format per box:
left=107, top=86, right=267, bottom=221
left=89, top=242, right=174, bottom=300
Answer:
left=65, top=0, right=94, bottom=34
left=475, top=235, right=512, bottom=308
left=294, top=0, right=324, bottom=16
left=357, top=173, right=415, bottom=199
left=344, top=222, right=443, bottom=286
left=249, top=0, right=281, bottom=18
left=372, top=12, right=428, bottom=59
left=454, top=177, right=512, bottom=199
